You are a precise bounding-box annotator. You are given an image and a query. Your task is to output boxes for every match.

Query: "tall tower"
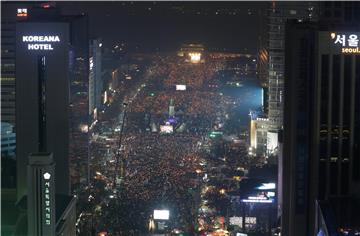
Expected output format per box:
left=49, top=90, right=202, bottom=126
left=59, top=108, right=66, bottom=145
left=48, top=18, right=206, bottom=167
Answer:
left=27, top=153, right=56, bottom=236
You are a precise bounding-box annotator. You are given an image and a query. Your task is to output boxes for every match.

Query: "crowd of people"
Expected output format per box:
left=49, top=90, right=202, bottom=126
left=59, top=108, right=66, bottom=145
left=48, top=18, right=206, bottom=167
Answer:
left=129, top=90, right=229, bottom=116
left=110, top=55, right=229, bottom=232
left=148, top=56, right=224, bottom=89
left=88, top=53, right=236, bottom=234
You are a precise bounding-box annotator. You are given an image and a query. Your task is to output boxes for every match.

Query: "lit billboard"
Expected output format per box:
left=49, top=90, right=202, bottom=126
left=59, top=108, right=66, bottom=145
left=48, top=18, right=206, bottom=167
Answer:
left=153, top=210, right=169, bottom=220
left=320, top=32, right=360, bottom=55
left=331, top=32, right=359, bottom=54
left=176, top=85, right=186, bottom=91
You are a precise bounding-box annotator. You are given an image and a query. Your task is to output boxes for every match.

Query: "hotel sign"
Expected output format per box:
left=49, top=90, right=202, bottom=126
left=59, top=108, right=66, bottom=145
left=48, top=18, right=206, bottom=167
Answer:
left=331, top=32, right=360, bottom=54
left=22, top=35, right=60, bottom=50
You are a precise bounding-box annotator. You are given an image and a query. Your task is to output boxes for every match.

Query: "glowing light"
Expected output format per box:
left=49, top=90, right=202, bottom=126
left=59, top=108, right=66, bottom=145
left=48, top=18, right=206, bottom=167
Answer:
left=23, top=36, right=60, bottom=42
left=22, top=35, right=60, bottom=51
left=176, top=85, right=186, bottom=90
left=79, top=124, right=89, bottom=133
left=153, top=210, right=169, bottom=220
left=43, top=172, right=51, bottom=180
left=103, top=91, right=108, bottom=104
left=17, top=8, right=27, bottom=17
left=189, top=52, right=201, bottom=63
left=241, top=199, right=273, bottom=203
left=330, top=32, right=336, bottom=39
left=257, top=183, right=276, bottom=190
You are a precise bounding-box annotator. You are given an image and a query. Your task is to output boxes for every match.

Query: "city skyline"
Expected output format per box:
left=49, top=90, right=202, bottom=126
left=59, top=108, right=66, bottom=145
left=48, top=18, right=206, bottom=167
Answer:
left=1, top=1, right=360, bottom=236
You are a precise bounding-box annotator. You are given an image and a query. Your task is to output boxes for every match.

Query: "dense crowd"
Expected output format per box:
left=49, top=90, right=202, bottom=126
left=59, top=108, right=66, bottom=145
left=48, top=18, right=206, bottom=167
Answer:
left=148, top=56, right=224, bottom=89
left=129, top=90, right=229, bottom=116
left=92, top=54, right=234, bottom=234
left=110, top=55, right=228, bottom=232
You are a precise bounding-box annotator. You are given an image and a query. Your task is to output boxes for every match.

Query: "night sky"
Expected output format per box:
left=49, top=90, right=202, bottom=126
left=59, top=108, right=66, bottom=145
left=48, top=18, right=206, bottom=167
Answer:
left=59, top=1, right=266, bottom=53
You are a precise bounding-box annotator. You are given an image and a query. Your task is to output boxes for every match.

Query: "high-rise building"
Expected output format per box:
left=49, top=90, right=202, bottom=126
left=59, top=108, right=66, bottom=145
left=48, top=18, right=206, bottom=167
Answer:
left=282, top=17, right=360, bottom=235
left=5, top=3, right=85, bottom=235
left=1, top=18, right=16, bottom=126
left=257, top=7, right=269, bottom=115
left=1, top=3, right=31, bottom=194
left=89, top=38, right=103, bottom=116
left=267, top=1, right=318, bottom=129
left=0, top=3, right=27, bottom=126
left=16, top=16, right=71, bottom=199
left=66, top=14, right=90, bottom=188
left=249, top=117, right=269, bottom=157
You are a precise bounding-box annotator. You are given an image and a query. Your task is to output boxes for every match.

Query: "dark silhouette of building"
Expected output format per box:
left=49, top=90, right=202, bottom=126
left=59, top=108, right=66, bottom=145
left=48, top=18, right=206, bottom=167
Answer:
left=282, top=9, right=360, bottom=235
left=1, top=3, right=87, bottom=235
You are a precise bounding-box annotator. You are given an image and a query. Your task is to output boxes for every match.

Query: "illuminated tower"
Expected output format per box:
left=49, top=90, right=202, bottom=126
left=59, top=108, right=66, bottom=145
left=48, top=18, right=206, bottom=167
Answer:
left=27, top=153, right=56, bottom=236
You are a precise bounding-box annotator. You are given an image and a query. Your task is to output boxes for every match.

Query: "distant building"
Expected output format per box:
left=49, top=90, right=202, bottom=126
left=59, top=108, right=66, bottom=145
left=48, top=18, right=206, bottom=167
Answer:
left=1, top=3, right=32, bottom=192
left=178, top=43, right=205, bottom=63
left=89, top=38, right=103, bottom=116
left=66, top=14, right=90, bottom=188
left=0, top=3, right=29, bottom=127
left=1, top=122, right=16, bottom=157
left=1, top=17, right=16, bottom=126
left=249, top=117, right=269, bottom=157
left=257, top=7, right=269, bottom=115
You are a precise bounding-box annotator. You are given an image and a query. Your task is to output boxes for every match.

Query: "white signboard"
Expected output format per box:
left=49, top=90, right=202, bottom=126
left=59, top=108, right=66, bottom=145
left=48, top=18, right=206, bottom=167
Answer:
left=176, top=85, right=186, bottom=91
left=154, top=210, right=169, bottom=220
left=331, top=32, right=360, bottom=54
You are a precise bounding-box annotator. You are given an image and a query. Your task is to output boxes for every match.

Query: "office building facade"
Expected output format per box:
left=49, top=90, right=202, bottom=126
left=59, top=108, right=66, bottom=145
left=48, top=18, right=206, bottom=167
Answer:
left=1, top=18, right=16, bottom=126
left=267, top=1, right=318, bottom=129
left=16, top=20, right=71, bottom=199
left=67, top=14, right=90, bottom=188
left=89, top=38, right=103, bottom=116
left=282, top=19, right=360, bottom=235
